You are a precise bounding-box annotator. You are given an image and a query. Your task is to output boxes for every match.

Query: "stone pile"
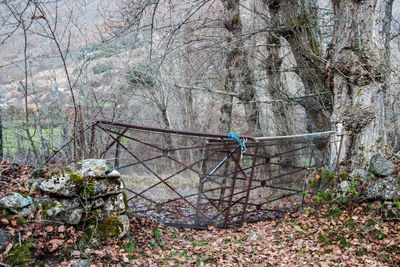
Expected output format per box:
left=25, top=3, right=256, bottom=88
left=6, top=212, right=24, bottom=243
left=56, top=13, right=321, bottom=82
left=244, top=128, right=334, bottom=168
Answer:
left=339, top=153, right=400, bottom=219
left=0, top=159, right=129, bottom=238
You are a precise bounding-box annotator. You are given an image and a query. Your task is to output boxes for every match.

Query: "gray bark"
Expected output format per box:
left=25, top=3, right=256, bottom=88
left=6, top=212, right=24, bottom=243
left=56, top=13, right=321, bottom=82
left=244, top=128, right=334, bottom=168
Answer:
left=328, top=0, right=392, bottom=166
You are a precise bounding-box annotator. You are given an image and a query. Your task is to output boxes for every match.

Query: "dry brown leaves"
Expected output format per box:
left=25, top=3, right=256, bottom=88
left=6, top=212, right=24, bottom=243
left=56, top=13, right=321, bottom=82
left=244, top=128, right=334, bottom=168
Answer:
left=0, top=161, right=399, bottom=266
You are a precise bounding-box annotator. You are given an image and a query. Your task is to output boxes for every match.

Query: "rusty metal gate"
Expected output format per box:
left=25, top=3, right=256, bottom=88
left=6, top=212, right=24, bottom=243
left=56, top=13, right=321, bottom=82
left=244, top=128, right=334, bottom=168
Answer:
left=88, top=120, right=340, bottom=229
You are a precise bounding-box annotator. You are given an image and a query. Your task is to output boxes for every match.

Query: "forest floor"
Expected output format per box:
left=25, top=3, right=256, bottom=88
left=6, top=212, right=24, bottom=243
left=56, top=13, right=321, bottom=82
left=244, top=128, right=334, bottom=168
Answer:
left=0, top=162, right=399, bottom=266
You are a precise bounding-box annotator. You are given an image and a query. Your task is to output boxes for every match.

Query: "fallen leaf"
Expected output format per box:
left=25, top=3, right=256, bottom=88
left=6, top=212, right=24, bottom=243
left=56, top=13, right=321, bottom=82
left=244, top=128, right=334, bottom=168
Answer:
left=45, top=225, right=54, bottom=233
left=5, top=243, right=13, bottom=254
left=46, top=239, right=64, bottom=252
left=0, top=217, right=9, bottom=225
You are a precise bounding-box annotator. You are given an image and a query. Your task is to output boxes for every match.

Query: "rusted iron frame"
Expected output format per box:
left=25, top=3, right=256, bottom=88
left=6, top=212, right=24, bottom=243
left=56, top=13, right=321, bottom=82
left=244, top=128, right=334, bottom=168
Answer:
left=125, top=187, right=159, bottom=205
left=230, top=192, right=300, bottom=219
left=95, top=120, right=256, bottom=189
left=211, top=178, right=303, bottom=205
left=217, top=141, right=233, bottom=212
left=166, top=155, right=225, bottom=188
left=195, top=141, right=210, bottom=225
left=99, top=128, right=128, bottom=158
left=131, top=187, right=223, bottom=215
left=118, top=144, right=224, bottom=172
left=94, top=120, right=324, bottom=226
left=221, top=149, right=241, bottom=228
left=212, top=196, right=246, bottom=224
left=99, top=126, right=163, bottom=151
left=100, top=125, right=244, bottom=188
left=162, top=186, right=222, bottom=206
left=265, top=168, right=308, bottom=182
left=201, top=145, right=241, bottom=183
left=207, top=183, right=302, bottom=204
left=206, top=161, right=268, bottom=182
left=239, top=138, right=258, bottom=225
left=167, top=141, right=239, bottom=152
left=118, top=155, right=163, bottom=170
left=240, top=191, right=301, bottom=207
left=94, top=120, right=256, bottom=141
left=200, top=144, right=252, bottom=199
left=97, top=126, right=213, bottom=222
left=128, top=155, right=207, bottom=202
left=123, top=144, right=237, bottom=199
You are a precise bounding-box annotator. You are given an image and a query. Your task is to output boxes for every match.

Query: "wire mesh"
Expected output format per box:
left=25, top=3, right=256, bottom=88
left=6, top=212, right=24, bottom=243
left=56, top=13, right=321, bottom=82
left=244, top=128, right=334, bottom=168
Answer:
left=88, top=120, right=341, bottom=228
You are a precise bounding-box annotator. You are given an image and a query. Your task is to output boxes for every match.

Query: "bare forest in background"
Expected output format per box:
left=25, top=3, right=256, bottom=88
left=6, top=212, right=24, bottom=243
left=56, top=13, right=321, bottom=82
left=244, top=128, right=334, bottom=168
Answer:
left=0, top=0, right=399, bottom=168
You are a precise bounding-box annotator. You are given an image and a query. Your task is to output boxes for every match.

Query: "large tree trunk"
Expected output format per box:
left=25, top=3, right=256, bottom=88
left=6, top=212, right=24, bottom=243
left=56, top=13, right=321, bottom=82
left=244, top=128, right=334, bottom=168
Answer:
left=262, top=0, right=295, bottom=136
left=276, top=0, right=331, bottom=133
left=219, top=0, right=261, bottom=135
left=328, top=0, right=392, bottom=167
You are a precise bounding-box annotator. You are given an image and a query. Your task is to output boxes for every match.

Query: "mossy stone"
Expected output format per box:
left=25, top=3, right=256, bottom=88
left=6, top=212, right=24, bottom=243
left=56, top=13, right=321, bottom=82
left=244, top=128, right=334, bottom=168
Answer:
left=31, top=168, right=45, bottom=178
left=96, top=216, right=123, bottom=240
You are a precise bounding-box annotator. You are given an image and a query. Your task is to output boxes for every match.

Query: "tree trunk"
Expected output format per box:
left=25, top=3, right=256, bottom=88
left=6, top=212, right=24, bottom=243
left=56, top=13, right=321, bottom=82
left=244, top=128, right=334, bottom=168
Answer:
left=263, top=1, right=294, bottom=136
left=277, top=0, right=331, bottom=133
left=328, top=0, right=392, bottom=166
left=220, top=0, right=261, bottom=135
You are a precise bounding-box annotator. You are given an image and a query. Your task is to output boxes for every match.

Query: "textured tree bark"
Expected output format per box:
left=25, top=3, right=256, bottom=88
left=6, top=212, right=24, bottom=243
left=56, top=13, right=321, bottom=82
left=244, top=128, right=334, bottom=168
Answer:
left=328, top=0, right=392, bottom=166
left=219, top=0, right=261, bottom=134
left=263, top=0, right=295, bottom=136
left=277, top=0, right=331, bottom=133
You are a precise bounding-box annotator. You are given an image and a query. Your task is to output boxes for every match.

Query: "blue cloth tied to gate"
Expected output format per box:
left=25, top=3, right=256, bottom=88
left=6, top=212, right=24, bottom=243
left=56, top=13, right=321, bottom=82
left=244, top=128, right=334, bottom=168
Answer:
left=227, top=133, right=244, bottom=148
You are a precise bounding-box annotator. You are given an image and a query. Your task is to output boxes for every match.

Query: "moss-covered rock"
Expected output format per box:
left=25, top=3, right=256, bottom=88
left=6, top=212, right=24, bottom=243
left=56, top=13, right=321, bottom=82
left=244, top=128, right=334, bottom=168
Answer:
left=40, top=171, right=96, bottom=199
left=81, top=159, right=113, bottom=178
left=0, top=192, right=35, bottom=217
left=8, top=240, right=32, bottom=265
left=0, top=229, right=10, bottom=251
left=103, top=193, right=126, bottom=217
left=379, top=201, right=400, bottom=220
left=31, top=168, right=45, bottom=178
left=366, top=176, right=400, bottom=200
left=40, top=172, right=79, bottom=197
left=369, top=154, right=396, bottom=176
left=91, top=179, right=123, bottom=199
left=94, top=215, right=129, bottom=240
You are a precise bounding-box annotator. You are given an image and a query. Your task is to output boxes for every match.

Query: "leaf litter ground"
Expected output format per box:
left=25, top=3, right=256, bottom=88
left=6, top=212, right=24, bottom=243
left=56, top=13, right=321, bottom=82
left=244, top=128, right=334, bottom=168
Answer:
left=0, top=161, right=399, bottom=266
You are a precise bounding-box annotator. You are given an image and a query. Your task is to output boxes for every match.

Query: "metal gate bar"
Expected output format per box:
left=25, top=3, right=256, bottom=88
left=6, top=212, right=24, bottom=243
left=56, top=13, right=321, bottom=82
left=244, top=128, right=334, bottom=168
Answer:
left=87, top=120, right=340, bottom=228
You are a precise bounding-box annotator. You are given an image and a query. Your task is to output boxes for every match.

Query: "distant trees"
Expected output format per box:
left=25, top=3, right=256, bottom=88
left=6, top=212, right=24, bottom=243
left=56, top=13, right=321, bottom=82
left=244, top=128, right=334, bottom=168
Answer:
left=0, top=0, right=398, bottom=167
left=111, top=0, right=398, bottom=167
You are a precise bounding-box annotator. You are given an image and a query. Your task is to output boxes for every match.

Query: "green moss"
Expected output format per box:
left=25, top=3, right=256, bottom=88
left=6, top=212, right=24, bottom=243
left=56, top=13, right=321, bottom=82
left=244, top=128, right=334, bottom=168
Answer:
left=68, top=172, right=84, bottom=190
left=96, top=216, right=123, bottom=240
left=49, top=171, right=95, bottom=199
left=85, top=225, right=96, bottom=239
left=122, top=191, right=128, bottom=208
left=0, top=208, right=11, bottom=216
left=31, top=168, right=45, bottom=178
left=86, top=208, right=102, bottom=224
left=16, top=216, right=26, bottom=224
left=8, top=240, right=32, bottom=265
left=46, top=170, right=63, bottom=179
left=80, top=182, right=95, bottom=199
